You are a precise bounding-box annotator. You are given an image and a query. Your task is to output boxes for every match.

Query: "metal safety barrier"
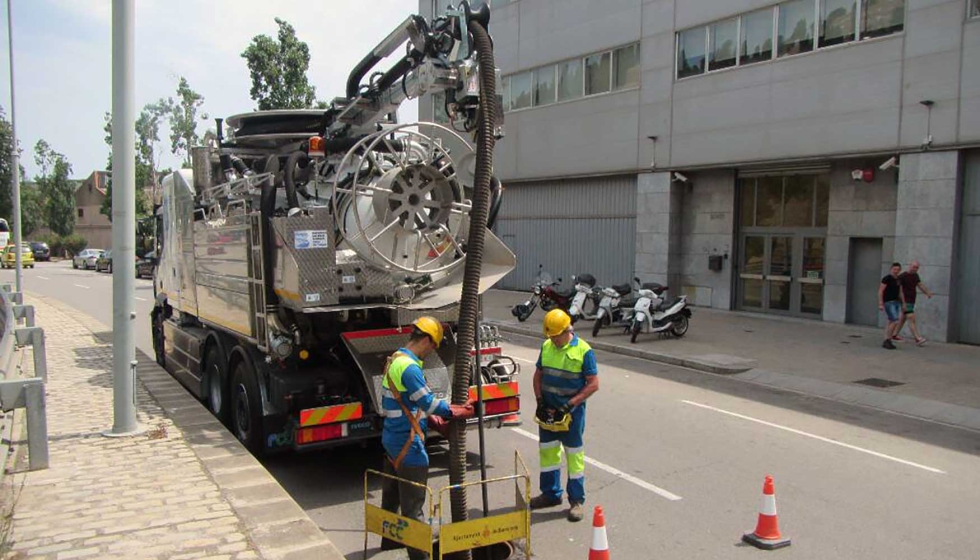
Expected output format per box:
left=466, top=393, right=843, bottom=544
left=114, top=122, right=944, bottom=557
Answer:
left=362, top=451, right=532, bottom=559
left=0, top=285, right=49, bottom=470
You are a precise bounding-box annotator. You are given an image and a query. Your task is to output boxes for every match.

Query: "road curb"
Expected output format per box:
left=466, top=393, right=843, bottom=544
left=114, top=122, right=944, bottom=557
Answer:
left=488, top=320, right=756, bottom=374
left=32, top=293, right=346, bottom=560
left=489, top=320, right=980, bottom=434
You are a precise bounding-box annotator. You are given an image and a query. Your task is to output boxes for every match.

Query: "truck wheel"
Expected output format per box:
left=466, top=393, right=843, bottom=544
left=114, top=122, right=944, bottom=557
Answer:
left=204, top=344, right=229, bottom=424
left=230, top=355, right=264, bottom=455
left=152, top=311, right=166, bottom=367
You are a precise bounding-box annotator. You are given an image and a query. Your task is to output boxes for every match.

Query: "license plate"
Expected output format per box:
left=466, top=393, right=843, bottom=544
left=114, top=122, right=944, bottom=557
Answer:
left=347, top=419, right=374, bottom=435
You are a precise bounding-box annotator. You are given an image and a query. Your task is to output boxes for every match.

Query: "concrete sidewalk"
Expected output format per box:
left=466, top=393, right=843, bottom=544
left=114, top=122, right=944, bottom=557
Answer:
left=483, top=289, right=980, bottom=432
left=2, top=295, right=344, bottom=560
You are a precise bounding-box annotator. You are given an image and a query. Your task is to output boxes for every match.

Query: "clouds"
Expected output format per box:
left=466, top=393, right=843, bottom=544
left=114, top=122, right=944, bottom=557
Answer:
left=2, top=0, right=421, bottom=179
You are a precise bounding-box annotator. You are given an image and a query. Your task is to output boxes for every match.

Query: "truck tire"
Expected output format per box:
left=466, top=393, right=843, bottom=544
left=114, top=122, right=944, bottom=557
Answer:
left=152, top=311, right=166, bottom=367
left=230, top=354, right=264, bottom=455
left=204, top=344, right=229, bottom=424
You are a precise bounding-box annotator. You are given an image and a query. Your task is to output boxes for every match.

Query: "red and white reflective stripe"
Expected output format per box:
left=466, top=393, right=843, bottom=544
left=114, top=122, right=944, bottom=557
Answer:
left=591, top=526, right=608, bottom=550
left=759, top=493, right=778, bottom=516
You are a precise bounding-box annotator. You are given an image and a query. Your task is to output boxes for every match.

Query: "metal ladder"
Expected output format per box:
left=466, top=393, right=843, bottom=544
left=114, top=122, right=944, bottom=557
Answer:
left=248, top=212, right=268, bottom=351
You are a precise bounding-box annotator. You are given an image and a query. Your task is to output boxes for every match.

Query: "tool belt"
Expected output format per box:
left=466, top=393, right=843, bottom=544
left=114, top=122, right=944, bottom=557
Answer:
left=383, top=351, right=427, bottom=470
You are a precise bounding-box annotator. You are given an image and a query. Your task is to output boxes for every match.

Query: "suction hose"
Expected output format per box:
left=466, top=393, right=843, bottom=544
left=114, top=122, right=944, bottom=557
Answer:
left=447, top=17, right=497, bottom=544
left=283, top=151, right=308, bottom=209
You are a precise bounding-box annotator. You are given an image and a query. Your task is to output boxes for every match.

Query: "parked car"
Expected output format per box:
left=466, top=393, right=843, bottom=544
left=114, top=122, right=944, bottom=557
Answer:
left=136, top=251, right=156, bottom=279
left=2, top=244, right=34, bottom=269
left=95, top=249, right=113, bottom=273
left=72, top=249, right=104, bottom=270
left=28, top=241, right=50, bottom=261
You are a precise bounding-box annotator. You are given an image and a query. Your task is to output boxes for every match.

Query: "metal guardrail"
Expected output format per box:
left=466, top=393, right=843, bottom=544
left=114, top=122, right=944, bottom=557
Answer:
left=0, top=284, right=48, bottom=470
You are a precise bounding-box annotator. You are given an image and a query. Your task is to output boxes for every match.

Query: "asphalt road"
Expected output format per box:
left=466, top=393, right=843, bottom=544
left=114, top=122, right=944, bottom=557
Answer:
left=7, top=261, right=980, bottom=559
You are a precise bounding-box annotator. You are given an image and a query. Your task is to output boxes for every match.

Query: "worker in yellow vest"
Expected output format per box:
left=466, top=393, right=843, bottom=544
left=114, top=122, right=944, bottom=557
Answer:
left=529, top=309, right=600, bottom=522
left=380, top=317, right=475, bottom=559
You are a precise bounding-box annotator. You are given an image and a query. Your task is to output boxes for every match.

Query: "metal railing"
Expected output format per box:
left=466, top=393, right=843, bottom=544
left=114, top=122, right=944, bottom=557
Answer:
left=0, top=285, right=48, bottom=470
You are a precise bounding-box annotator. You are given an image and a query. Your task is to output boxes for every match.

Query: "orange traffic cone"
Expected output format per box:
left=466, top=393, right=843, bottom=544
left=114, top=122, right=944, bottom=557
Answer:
left=742, top=475, right=791, bottom=550
left=588, top=506, right=610, bottom=560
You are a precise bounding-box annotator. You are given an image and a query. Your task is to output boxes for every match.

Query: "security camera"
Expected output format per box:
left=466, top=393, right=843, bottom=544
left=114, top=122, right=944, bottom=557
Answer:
left=672, top=172, right=689, bottom=183
left=879, top=156, right=899, bottom=171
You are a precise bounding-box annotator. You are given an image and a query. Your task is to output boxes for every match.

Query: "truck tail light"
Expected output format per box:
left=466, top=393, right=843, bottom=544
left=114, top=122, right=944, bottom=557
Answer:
left=297, top=423, right=344, bottom=444
left=484, top=396, right=520, bottom=416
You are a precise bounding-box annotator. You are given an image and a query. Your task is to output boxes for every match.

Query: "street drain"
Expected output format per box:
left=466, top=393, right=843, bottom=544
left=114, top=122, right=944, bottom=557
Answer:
left=854, top=377, right=905, bottom=388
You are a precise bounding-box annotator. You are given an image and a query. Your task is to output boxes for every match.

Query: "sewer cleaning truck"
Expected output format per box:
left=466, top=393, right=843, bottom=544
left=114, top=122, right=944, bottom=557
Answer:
left=149, top=3, right=518, bottom=455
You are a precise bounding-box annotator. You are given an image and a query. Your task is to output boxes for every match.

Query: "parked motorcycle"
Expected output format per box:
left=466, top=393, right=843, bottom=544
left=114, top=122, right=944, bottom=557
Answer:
left=511, top=265, right=571, bottom=322
left=629, top=277, right=692, bottom=343
left=591, top=281, right=636, bottom=337
left=567, top=273, right=600, bottom=324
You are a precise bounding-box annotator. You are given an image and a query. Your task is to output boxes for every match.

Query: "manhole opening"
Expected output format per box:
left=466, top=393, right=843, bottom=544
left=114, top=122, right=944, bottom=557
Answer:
left=853, top=377, right=905, bottom=388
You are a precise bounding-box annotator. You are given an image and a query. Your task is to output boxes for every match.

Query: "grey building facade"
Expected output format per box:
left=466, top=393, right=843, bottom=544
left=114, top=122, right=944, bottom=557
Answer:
left=421, top=0, right=980, bottom=344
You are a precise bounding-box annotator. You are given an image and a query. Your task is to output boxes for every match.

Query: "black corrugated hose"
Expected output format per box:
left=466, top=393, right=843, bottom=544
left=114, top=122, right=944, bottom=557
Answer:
left=447, top=16, right=497, bottom=556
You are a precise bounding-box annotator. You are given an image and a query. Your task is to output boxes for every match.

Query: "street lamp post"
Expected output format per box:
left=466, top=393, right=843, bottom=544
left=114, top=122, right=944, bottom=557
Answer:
left=7, top=0, right=21, bottom=293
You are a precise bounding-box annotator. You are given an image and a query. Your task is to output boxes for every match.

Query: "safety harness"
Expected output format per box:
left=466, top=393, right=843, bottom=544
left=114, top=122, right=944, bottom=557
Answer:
left=382, top=351, right=427, bottom=470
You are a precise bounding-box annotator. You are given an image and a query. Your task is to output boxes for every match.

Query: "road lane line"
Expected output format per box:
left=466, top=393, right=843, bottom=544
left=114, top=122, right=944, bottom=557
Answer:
left=681, top=400, right=946, bottom=474
left=511, top=355, right=536, bottom=366
left=134, top=297, right=147, bottom=302
left=37, top=276, right=50, bottom=280
left=73, top=284, right=90, bottom=290
left=511, top=427, right=683, bottom=501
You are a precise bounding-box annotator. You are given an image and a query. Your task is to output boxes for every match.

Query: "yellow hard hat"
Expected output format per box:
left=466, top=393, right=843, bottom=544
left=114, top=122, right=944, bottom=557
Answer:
left=413, top=316, right=444, bottom=348
left=543, top=309, right=572, bottom=337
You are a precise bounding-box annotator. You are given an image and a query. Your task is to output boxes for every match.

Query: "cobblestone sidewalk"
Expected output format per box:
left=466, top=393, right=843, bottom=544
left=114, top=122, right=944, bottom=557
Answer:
left=2, top=295, right=343, bottom=560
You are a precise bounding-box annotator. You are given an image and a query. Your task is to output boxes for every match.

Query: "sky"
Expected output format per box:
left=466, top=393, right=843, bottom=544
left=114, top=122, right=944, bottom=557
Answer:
left=0, top=0, right=422, bottom=180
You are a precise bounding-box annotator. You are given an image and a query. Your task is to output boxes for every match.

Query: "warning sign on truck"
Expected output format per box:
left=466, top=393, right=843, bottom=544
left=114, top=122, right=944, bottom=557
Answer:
left=295, top=230, right=329, bottom=249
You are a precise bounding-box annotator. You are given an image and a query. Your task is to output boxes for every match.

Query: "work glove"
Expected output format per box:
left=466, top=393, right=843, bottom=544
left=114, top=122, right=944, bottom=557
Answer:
left=428, top=415, right=450, bottom=438
left=555, top=403, right=572, bottom=417
left=535, top=399, right=551, bottom=423
left=449, top=404, right=476, bottom=420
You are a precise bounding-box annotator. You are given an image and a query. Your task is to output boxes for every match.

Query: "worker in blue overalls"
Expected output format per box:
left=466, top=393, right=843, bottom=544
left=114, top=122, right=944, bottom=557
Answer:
left=380, top=317, right=475, bottom=559
left=530, top=309, right=600, bottom=522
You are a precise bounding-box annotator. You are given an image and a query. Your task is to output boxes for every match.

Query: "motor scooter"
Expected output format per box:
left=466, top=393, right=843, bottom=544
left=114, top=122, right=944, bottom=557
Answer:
left=591, top=281, right=635, bottom=337
left=567, top=273, right=600, bottom=324
left=629, top=277, right=692, bottom=343
left=511, top=265, right=571, bottom=322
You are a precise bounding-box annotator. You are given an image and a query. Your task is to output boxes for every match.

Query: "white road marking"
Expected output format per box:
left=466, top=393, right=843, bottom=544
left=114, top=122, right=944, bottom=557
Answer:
left=510, top=427, right=683, bottom=501
left=74, top=284, right=90, bottom=290
left=37, top=276, right=50, bottom=280
left=681, top=400, right=946, bottom=475
left=511, top=355, right=537, bottom=366
left=134, top=297, right=147, bottom=302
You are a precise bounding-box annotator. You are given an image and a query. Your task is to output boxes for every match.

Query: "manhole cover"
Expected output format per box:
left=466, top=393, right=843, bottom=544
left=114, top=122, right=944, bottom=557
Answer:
left=854, top=377, right=905, bottom=388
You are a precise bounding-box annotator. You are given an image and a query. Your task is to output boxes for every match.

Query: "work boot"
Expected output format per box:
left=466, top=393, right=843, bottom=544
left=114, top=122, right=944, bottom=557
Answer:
left=529, top=494, right=562, bottom=509
left=567, top=502, right=584, bottom=522
left=882, top=339, right=896, bottom=350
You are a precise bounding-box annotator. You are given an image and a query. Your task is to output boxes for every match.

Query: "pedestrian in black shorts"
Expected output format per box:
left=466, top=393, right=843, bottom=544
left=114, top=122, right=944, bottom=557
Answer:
left=878, top=263, right=904, bottom=350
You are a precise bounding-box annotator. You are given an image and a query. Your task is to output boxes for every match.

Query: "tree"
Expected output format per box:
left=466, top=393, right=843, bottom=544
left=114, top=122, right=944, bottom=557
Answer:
left=33, top=140, right=75, bottom=237
left=164, top=77, right=207, bottom=168
left=101, top=110, right=154, bottom=222
left=242, top=18, right=318, bottom=110
left=20, top=183, right=45, bottom=237
left=0, top=106, right=26, bottom=227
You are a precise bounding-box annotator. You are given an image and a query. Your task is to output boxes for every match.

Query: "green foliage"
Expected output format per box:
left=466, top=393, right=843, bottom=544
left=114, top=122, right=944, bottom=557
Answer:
left=61, top=233, right=88, bottom=256
left=41, top=232, right=63, bottom=257
left=20, top=183, right=46, bottom=237
left=101, top=110, right=157, bottom=221
left=0, top=106, right=26, bottom=227
left=163, top=77, right=207, bottom=168
left=33, top=140, right=75, bottom=237
left=242, top=18, right=318, bottom=110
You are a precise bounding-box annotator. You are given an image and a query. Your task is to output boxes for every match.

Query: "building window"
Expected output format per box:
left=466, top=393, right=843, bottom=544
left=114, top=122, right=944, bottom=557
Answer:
left=739, top=175, right=831, bottom=228
left=501, top=76, right=511, bottom=112
left=584, top=51, right=611, bottom=95
left=613, top=44, right=640, bottom=90
left=510, top=70, right=532, bottom=110
left=557, top=58, right=584, bottom=102
left=778, top=0, right=815, bottom=57
left=709, top=18, right=738, bottom=71
left=678, top=27, right=707, bottom=78
left=861, top=0, right=904, bottom=38
left=533, top=66, right=556, bottom=106
left=78, top=208, right=84, bottom=218
left=740, top=8, right=774, bottom=66
left=821, top=0, right=856, bottom=47
left=432, top=91, right=449, bottom=124
left=972, top=0, right=980, bottom=18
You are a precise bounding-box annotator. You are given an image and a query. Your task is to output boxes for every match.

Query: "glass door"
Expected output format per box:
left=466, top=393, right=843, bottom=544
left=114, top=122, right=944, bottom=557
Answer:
left=767, top=236, right=793, bottom=312
left=739, top=235, right=766, bottom=309
left=799, top=237, right=825, bottom=315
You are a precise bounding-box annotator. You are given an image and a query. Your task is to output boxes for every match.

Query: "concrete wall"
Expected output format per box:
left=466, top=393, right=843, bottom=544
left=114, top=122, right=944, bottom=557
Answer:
left=635, top=172, right=680, bottom=287
left=893, top=150, right=960, bottom=341
left=676, top=170, right=735, bottom=308
left=823, top=160, right=899, bottom=324
left=464, top=0, right=980, bottom=181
